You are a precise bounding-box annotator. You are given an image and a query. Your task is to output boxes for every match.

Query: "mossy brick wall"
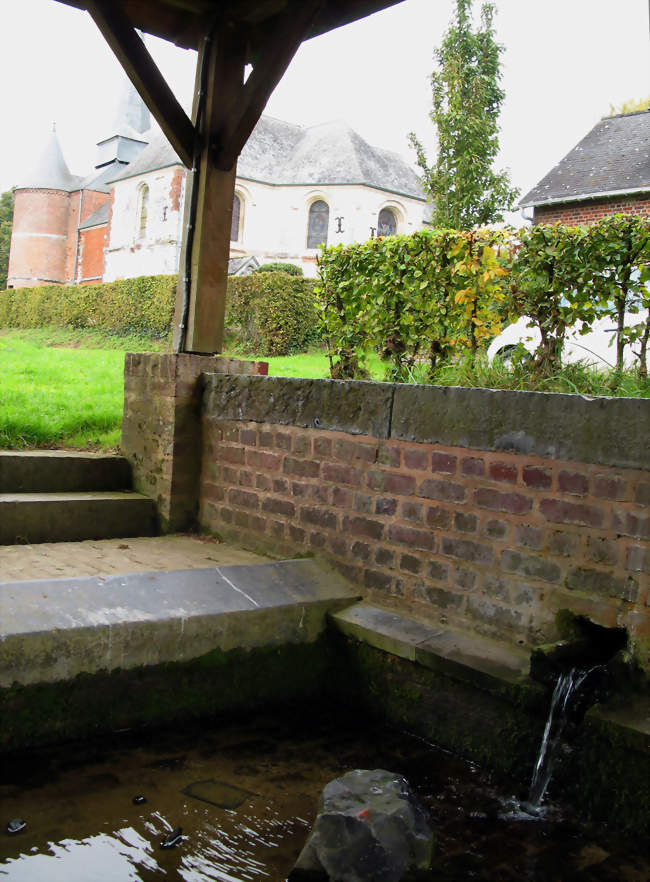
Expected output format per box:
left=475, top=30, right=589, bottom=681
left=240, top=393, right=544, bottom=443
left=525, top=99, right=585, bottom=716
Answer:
left=198, top=376, right=650, bottom=671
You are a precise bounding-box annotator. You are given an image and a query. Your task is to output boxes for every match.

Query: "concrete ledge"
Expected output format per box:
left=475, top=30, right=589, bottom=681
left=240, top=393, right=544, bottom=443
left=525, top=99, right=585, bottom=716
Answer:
left=391, top=384, right=650, bottom=469
left=201, top=375, right=650, bottom=469
left=0, top=559, right=358, bottom=687
left=330, top=603, right=531, bottom=694
left=203, top=375, right=394, bottom=439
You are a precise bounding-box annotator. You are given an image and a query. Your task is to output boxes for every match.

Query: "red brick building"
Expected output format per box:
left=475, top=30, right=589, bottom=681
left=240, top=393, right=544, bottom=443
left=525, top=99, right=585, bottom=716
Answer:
left=6, top=85, right=150, bottom=288
left=519, top=109, right=650, bottom=224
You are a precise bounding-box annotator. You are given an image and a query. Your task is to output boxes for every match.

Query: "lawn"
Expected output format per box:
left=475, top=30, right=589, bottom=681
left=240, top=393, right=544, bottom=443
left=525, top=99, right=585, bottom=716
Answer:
left=1, top=328, right=648, bottom=450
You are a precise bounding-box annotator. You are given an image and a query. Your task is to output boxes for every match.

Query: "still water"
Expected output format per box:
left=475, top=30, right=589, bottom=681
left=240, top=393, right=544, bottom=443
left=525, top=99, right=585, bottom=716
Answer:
left=0, top=706, right=647, bottom=881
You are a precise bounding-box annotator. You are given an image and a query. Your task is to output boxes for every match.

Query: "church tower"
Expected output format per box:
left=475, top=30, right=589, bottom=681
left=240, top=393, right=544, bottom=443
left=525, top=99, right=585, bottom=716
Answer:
left=6, top=126, right=81, bottom=288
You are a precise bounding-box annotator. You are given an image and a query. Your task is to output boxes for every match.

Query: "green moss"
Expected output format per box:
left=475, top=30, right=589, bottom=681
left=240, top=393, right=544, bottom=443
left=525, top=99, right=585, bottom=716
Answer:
left=0, top=637, right=334, bottom=752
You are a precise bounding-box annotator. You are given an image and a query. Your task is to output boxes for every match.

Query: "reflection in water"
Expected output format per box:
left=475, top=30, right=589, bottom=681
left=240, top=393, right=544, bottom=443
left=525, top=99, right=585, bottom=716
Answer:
left=1, top=708, right=648, bottom=881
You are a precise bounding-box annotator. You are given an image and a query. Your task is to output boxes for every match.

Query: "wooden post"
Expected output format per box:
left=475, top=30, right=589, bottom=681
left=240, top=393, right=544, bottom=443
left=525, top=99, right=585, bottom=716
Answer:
left=173, top=28, right=246, bottom=354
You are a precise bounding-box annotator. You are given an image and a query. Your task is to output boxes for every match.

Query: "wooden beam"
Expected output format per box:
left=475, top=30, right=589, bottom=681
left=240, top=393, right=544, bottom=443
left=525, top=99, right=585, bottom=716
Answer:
left=214, top=0, right=323, bottom=170
left=86, top=0, right=195, bottom=168
left=175, top=26, right=247, bottom=353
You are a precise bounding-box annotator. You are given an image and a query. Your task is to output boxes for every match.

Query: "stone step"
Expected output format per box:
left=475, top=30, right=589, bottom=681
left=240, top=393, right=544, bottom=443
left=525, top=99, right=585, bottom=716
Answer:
left=0, top=451, right=132, bottom=493
left=0, top=491, right=157, bottom=544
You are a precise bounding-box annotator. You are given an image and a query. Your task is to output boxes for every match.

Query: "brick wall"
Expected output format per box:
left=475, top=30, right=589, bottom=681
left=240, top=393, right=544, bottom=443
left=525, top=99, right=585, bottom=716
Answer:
left=197, top=377, right=650, bottom=670
left=7, top=188, right=70, bottom=286
left=78, top=224, right=107, bottom=282
left=534, top=194, right=650, bottom=225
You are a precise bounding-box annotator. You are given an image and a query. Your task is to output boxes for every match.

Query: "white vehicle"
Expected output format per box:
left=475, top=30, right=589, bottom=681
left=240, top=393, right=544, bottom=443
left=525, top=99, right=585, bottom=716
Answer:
left=487, top=312, right=648, bottom=371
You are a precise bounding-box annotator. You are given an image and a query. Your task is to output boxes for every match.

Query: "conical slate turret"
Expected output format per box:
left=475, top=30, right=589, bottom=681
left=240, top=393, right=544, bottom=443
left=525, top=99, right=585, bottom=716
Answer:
left=17, top=126, right=79, bottom=191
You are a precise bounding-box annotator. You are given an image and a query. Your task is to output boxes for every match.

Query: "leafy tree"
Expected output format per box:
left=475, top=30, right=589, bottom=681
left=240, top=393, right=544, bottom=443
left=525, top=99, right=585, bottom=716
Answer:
left=409, top=0, right=519, bottom=229
left=608, top=95, right=650, bottom=116
left=0, top=188, right=14, bottom=290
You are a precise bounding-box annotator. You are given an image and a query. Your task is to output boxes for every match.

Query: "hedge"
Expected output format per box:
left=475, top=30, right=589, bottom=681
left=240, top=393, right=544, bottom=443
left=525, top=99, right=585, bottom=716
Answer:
left=0, top=275, right=176, bottom=338
left=317, top=215, right=650, bottom=379
left=0, top=270, right=320, bottom=356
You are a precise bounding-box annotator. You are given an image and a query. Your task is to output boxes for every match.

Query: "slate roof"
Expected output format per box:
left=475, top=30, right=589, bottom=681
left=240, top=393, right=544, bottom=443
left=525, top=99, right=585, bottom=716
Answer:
left=520, top=110, right=650, bottom=208
left=109, top=116, right=425, bottom=200
left=78, top=202, right=110, bottom=230
left=17, top=129, right=84, bottom=191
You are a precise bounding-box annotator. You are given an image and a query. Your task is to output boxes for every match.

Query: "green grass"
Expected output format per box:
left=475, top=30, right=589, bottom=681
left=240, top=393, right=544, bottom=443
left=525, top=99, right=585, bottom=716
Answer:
left=1, top=328, right=648, bottom=451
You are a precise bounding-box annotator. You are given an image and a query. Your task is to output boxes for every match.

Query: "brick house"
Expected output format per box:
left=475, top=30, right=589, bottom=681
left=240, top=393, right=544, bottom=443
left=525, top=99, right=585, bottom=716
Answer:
left=519, top=109, right=650, bottom=225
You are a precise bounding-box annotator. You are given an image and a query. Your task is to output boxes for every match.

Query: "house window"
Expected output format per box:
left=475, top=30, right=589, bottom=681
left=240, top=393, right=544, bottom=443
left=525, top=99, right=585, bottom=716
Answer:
left=378, top=207, right=397, bottom=237
left=136, top=184, right=149, bottom=238
left=307, top=200, right=329, bottom=249
left=231, top=193, right=242, bottom=242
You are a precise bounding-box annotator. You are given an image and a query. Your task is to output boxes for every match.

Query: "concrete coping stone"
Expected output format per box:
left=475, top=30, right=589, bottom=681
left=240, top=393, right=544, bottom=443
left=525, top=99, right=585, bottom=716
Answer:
left=330, top=603, right=532, bottom=693
left=200, top=375, right=650, bottom=469
left=0, top=559, right=359, bottom=688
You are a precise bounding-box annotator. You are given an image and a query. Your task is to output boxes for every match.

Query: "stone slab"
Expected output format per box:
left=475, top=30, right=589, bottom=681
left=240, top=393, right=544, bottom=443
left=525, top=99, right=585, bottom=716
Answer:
left=391, top=384, right=650, bottom=470
left=202, top=374, right=394, bottom=438
left=0, top=559, right=359, bottom=687
left=0, top=491, right=157, bottom=544
left=330, top=603, right=530, bottom=692
left=0, top=451, right=131, bottom=493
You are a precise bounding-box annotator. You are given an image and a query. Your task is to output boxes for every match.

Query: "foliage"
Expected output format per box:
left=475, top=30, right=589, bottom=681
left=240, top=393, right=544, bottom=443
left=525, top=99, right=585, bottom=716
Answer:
left=0, top=274, right=176, bottom=338
left=319, top=214, right=650, bottom=381
left=317, top=228, right=511, bottom=381
left=507, top=223, right=596, bottom=375
left=586, top=214, right=650, bottom=378
left=226, top=271, right=319, bottom=356
left=409, top=0, right=519, bottom=228
left=0, top=187, right=15, bottom=290
left=254, top=262, right=303, bottom=276
left=608, top=96, right=650, bottom=115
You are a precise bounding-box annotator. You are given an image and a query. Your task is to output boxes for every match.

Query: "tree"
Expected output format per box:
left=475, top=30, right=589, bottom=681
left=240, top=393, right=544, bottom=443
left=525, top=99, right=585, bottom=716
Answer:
left=409, top=0, right=519, bottom=229
left=0, top=188, right=15, bottom=289
left=608, top=95, right=650, bottom=116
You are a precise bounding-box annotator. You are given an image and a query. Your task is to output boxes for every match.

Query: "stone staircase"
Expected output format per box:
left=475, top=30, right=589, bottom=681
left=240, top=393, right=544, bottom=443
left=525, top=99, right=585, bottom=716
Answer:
left=0, top=451, right=157, bottom=544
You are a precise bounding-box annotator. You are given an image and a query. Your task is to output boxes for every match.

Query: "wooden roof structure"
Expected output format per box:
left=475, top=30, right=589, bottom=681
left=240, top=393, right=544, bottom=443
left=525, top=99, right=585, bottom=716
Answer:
left=54, top=0, right=406, bottom=352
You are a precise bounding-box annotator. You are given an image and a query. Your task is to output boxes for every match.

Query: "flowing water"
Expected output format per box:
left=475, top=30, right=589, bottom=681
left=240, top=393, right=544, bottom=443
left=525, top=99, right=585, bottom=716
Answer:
left=0, top=706, right=647, bottom=881
left=526, top=667, right=596, bottom=811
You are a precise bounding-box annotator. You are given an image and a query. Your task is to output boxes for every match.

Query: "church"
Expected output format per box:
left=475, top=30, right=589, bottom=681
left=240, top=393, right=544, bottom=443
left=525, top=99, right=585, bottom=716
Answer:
left=6, top=83, right=427, bottom=287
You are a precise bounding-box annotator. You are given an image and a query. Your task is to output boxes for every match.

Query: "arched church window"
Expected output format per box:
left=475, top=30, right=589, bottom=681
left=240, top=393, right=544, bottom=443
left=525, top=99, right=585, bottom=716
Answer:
left=377, top=207, right=397, bottom=237
left=307, top=200, right=329, bottom=249
left=231, top=193, right=242, bottom=242
left=137, top=184, right=149, bottom=238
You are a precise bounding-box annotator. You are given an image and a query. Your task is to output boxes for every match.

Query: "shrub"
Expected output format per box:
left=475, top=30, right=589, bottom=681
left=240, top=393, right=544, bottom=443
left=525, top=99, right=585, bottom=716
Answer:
left=226, top=272, right=319, bottom=355
left=0, top=275, right=176, bottom=338
left=254, top=261, right=303, bottom=276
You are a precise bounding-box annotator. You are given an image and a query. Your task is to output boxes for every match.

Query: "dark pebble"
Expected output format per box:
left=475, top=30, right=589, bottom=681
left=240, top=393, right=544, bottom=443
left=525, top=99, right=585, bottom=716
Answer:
left=161, top=826, right=183, bottom=849
left=7, top=819, right=26, bottom=835
left=132, top=795, right=147, bottom=805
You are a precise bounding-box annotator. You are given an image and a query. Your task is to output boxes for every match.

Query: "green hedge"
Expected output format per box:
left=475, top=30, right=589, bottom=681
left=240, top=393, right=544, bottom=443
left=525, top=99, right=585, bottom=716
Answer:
left=0, top=271, right=320, bottom=356
left=226, top=272, right=319, bottom=355
left=317, top=215, right=650, bottom=379
left=0, top=275, right=176, bottom=338
left=254, top=261, right=303, bottom=276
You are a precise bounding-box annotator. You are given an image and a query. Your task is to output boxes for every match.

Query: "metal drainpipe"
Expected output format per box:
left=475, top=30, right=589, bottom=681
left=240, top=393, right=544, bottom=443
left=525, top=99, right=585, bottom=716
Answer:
left=72, top=189, right=84, bottom=283
left=176, top=26, right=214, bottom=353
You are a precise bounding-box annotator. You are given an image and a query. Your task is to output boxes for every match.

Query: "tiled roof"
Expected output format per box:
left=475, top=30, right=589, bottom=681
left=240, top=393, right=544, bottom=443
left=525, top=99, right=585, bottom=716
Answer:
left=16, top=129, right=84, bottom=191
left=520, top=110, right=650, bottom=208
left=109, top=115, right=425, bottom=200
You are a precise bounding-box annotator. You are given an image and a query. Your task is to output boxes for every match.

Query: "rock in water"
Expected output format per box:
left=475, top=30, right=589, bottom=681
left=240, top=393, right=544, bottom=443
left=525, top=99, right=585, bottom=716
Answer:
left=289, top=769, right=433, bottom=882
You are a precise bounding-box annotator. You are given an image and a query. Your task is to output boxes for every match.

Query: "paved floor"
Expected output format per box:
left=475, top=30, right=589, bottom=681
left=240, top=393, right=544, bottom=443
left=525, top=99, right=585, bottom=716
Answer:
left=0, top=534, right=271, bottom=582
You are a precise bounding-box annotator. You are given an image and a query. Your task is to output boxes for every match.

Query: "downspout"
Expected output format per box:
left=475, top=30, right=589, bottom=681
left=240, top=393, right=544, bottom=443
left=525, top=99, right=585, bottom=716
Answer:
left=72, top=189, right=84, bottom=283
left=176, top=25, right=215, bottom=353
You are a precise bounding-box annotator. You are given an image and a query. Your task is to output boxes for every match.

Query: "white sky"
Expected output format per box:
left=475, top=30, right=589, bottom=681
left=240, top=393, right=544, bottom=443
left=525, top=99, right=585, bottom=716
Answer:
left=0, top=0, right=648, bottom=220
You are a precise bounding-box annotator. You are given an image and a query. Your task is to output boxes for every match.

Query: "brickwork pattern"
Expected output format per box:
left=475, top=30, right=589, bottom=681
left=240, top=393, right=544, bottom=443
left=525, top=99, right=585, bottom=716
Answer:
left=7, top=189, right=70, bottom=286
left=534, top=194, right=650, bottom=226
left=199, top=422, right=649, bottom=663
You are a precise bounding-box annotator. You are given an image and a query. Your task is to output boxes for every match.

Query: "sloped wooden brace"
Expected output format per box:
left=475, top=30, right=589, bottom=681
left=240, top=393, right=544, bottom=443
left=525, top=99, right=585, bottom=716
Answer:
left=213, top=0, right=324, bottom=170
left=87, top=0, right=195, bottom=168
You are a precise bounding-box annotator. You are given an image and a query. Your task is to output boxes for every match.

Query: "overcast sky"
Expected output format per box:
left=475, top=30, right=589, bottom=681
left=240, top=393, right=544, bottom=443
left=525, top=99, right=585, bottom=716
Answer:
left=1, top=0, right=648, bottom=220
